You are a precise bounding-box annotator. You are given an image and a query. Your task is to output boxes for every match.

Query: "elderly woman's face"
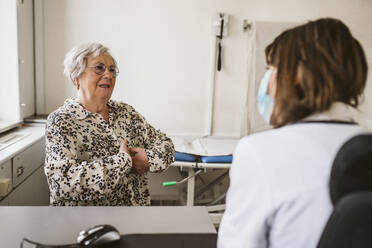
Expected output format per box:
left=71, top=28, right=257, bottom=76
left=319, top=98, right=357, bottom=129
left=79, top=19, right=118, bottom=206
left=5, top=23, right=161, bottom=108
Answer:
left=75, top=53, right=116, bottom=103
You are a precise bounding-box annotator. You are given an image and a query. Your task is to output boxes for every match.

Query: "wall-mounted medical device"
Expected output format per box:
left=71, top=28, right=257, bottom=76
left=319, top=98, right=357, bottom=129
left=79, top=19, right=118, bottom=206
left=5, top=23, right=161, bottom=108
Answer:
left=213, top=13, right=229, bottom=71
left=206, top=13, right=230, bottom=137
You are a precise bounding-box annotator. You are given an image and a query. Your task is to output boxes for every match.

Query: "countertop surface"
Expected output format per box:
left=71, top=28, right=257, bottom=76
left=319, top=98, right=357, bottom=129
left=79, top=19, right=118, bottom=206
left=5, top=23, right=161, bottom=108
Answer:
left=0, top=123, right=45, bottom=165
left=0, top=206, right=216, bottom=247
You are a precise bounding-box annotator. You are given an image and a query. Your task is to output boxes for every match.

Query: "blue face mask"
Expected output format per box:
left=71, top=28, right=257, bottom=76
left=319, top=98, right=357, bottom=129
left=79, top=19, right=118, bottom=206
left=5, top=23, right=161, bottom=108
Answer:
left=257, top=69, right=275, bottom=124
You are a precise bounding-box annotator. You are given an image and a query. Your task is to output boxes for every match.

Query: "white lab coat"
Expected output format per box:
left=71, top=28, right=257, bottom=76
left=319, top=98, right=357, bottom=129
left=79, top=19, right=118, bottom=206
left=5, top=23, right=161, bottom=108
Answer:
left=218, top=103, right=369, bottom=248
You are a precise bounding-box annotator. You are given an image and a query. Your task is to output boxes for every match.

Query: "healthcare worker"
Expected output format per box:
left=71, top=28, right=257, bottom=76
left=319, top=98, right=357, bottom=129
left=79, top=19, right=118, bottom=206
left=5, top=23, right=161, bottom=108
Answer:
left=218, top=18, right=369, bottom=248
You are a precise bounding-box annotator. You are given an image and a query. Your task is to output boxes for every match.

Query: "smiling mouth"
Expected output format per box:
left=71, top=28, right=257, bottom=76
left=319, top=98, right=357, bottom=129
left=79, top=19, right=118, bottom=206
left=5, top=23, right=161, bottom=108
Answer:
left=98, top=84, right=111, bottom=88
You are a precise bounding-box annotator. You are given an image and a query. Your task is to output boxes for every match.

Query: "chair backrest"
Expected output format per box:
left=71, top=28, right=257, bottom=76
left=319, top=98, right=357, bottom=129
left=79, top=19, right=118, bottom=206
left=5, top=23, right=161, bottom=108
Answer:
left=317, top=191, right=372, bottom=248
left=317, top=134, right=372, bottom=248
left=329, top=134, right=372, bottom=205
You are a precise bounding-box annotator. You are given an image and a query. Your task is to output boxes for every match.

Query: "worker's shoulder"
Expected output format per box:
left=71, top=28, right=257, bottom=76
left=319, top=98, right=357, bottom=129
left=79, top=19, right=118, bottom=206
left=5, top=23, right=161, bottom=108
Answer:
left=236, top=125, right=304, bottom=154
left=239, top=127, right=285, bottom=144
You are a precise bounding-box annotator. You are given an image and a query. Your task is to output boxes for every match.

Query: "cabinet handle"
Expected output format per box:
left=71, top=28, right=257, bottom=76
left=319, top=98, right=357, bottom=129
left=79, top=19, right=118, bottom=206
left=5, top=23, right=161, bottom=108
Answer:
left=16, top=166, right=24, bottom=177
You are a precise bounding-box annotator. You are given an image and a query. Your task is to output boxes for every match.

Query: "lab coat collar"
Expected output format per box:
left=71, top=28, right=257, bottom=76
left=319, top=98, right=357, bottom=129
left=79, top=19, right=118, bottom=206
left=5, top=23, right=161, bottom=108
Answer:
left=302, top=102, right=356, bottom=123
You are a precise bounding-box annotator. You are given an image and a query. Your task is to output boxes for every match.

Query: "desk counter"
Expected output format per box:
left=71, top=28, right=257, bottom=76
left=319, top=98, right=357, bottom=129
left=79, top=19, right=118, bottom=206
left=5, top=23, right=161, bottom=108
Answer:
left=0, top=206, right=216, bottom=247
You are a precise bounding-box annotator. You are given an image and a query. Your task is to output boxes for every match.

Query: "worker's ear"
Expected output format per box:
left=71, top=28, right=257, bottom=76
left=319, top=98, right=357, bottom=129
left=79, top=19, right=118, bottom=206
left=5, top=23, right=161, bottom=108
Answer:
left=267, top=67, right=277, bottom=98
left=295, top=64, right=305, bottom=100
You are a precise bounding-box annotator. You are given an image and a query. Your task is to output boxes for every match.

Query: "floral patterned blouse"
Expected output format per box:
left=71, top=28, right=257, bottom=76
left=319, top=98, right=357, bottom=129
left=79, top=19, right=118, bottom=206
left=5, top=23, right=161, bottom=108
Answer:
left=45, top=98, right=174, bottom=206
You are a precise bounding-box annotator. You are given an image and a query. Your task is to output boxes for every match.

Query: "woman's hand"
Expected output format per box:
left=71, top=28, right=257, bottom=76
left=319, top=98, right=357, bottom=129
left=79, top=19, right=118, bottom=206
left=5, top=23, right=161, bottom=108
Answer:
left=129, top=147, right=150, bottom=174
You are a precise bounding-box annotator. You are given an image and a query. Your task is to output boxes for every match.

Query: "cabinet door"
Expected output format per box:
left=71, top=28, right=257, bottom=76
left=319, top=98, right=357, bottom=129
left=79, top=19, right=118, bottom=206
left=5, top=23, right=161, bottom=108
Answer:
left=13, top=139, right=45, bottom=187
left=0, top=160, right=12, bottom=205
left=7, top=166, right=49, bottom=206
left=0, top=159, right=12, bottom=183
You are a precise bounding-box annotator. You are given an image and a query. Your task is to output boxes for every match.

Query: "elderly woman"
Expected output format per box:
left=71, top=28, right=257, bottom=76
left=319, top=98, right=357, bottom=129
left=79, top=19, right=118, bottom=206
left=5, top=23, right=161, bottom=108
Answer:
left=45, top=43, right=174, bottom=206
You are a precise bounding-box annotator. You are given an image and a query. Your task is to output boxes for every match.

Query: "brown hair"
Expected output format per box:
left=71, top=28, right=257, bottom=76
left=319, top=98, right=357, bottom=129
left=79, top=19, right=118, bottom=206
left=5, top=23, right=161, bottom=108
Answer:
left=265, top=18, right=368, bottom=128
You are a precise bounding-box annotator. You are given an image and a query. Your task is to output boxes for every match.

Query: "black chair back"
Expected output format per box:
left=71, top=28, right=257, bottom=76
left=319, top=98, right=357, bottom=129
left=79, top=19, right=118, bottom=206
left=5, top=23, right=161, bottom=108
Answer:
left=317, top=134, right=372, bottom=248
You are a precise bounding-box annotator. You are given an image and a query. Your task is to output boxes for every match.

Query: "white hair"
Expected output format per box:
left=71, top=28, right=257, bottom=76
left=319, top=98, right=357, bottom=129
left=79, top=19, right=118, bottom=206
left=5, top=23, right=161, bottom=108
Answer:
left=63, top=42, right=117, bottom=84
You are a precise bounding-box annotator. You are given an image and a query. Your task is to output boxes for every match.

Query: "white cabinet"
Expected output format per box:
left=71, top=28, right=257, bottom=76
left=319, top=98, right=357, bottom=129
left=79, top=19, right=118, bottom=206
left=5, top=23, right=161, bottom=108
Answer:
left=0, top=139, right=49, bottom=206
left=7, top=166, right=49, bottom=206
left=0, top=160, right=12, bottom=205
left=0, top=160, right=12, bottom=184
left=13, top=140, right=45, bottom=187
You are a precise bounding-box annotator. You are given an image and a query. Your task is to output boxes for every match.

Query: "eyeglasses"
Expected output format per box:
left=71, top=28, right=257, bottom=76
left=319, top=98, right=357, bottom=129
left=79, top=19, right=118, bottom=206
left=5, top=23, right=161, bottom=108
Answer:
left=87, top=63, right=119, bottom=77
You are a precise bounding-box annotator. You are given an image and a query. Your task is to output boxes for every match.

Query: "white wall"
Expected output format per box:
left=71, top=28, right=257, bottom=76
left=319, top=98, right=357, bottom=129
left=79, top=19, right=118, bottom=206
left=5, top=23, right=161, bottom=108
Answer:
left=37, top=0, right=372, bottom=136
left=0, top=0, right=21, bottom=121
